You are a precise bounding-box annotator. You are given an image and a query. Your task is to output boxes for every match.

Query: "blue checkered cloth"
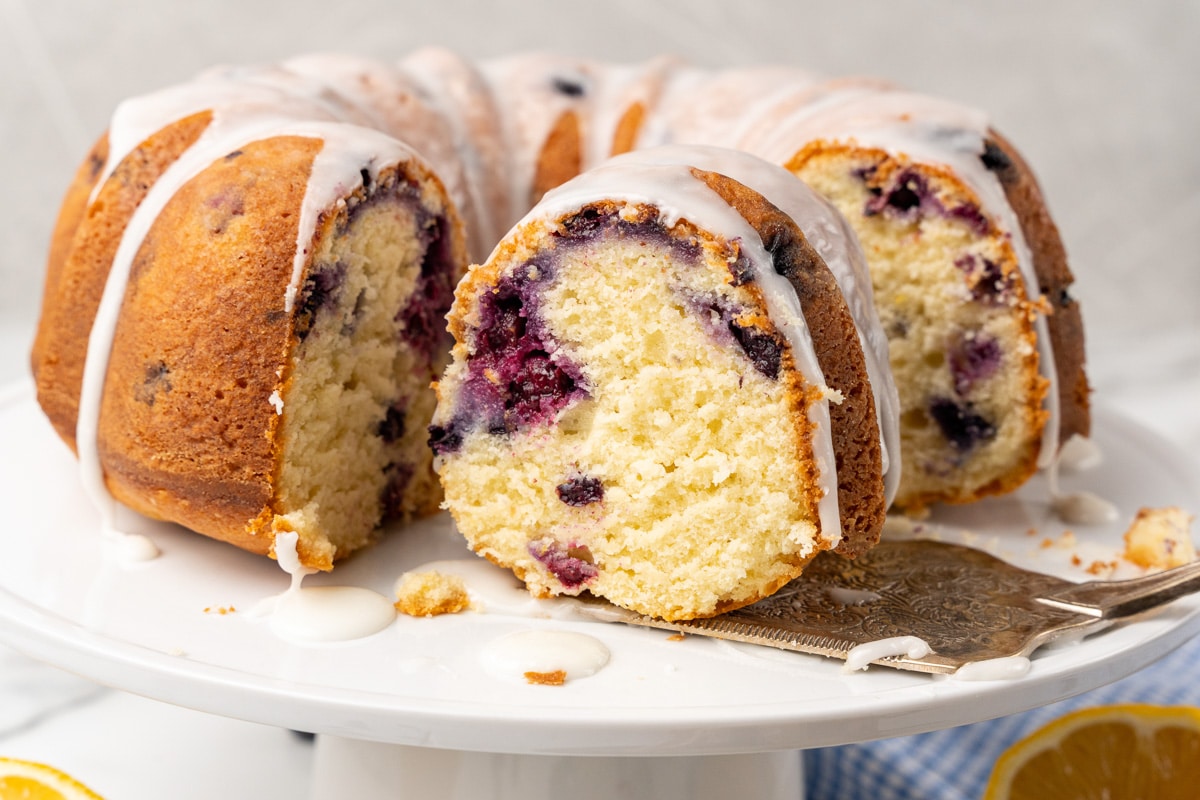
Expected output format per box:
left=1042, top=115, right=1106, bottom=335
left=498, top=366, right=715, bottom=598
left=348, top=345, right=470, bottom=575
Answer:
left=804, top=633, right=1200, bottom=799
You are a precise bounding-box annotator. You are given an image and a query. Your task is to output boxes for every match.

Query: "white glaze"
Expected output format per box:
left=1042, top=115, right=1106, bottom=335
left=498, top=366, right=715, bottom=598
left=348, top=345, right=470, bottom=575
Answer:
left=1046, top=453, right=1119, bottom=525
left=825, top=587, right=881, bottom=606
left=253, top=532, right=396, bottom=643
left=482, top=54, right=590, bottom=221
left=268, top=586, right=397, bottom=644
left=272, top=530, right=317, bottom=589
left=104, top=529, right=160, bottom=564
left=1058, top=434, right=1103, bottom=472
left=1050, top=491, right=1120, bottom=526
left=952, top=656, right=1031, bottom=681
left=842, top=636, right=931, bottom=672
left=402, top=47, right=511, bottom=261
left=480, top=629, right=610, bottom=683
left=1042, top=625, right=1103, bottom=649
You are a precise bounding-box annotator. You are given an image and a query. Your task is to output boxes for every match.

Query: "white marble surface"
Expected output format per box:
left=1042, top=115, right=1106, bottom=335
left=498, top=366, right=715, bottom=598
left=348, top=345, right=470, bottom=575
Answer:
left=0, top=1, right=1198, bottom=797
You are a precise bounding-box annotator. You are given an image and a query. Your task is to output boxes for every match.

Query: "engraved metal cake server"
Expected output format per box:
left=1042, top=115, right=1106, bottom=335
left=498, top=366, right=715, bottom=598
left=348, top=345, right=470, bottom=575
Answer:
left=575, top=540, right=1200, bottom=674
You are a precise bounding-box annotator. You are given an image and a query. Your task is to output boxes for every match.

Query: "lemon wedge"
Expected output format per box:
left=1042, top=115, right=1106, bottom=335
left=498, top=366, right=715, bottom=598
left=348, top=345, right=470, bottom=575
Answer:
left=984, top=704, right=1200, bottom=800
left=0, top=757, right=104, bottom=800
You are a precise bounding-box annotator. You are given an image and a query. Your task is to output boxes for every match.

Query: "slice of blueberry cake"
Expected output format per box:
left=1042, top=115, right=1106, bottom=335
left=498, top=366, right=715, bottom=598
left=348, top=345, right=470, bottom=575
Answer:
left=430, top=146, right=897, bottom=621
left=776, top=90, right=1087, bottom=510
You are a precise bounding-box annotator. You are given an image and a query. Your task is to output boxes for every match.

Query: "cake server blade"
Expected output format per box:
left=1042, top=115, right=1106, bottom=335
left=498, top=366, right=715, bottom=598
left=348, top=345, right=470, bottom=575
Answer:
left=574, top=539, right=1200, bottom=674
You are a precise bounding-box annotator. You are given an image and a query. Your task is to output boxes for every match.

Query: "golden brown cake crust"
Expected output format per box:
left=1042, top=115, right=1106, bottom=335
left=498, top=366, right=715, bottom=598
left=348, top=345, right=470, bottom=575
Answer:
left=35, top=133, right=109, bottom=372
left=609, top=102, right=645, bottom=158
left=531, top=111, right=581, bottom=204
left=97, top=135, right=322, bottom=554
left=984, top=131, right=1090, bottom=444
left=690, top=167, right=886, bottom=557
left=32, top=112, right=214, bottom=452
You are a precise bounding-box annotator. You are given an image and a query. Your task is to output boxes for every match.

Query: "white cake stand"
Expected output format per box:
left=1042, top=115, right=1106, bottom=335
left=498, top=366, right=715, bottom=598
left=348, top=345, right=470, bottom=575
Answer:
left=3, top=380, right=1199, bottom=799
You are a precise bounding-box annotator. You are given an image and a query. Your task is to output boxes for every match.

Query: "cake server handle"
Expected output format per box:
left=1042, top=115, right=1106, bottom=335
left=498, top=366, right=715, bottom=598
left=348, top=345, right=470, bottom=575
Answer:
left=1037, top=559, right=1200, bottom=620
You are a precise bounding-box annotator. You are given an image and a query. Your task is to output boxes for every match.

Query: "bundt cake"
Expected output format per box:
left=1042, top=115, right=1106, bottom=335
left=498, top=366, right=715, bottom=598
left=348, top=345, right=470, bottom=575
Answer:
left=31, top=50, right=1087, bottom=584
left=430, top=145, right=898, bottom=620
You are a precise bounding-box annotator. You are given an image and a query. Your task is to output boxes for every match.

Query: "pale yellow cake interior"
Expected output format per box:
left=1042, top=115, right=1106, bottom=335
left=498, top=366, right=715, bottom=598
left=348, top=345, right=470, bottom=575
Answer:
left=273, top=186, right=449, bottom=566
left=438, top=225, right=823, bottom=620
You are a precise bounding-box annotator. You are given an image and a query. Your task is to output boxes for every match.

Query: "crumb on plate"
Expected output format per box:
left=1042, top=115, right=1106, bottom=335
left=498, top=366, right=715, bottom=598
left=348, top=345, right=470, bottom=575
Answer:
left=1085, top=559, right=1118, bottom=577
left=394, top=570, right=471, bottom=617
left=1123, top=506, right=1196, bottom=569
left=524, top=670, right=567, bottom=686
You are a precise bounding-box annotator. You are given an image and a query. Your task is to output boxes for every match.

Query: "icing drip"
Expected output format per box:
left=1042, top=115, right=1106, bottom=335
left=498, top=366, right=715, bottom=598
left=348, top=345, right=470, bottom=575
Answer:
left=480, top=629, right=611, bottom=683
left=1050, top=489, right=1119, bottom=526
left=1058, top=434, right=1103, bottom=472
left=825, top=586, right=881, bottom=606
left=842, top=636, right=931, bottom=672
left=254, top=531, right=395, bottom=643
left=105, top=528, right=160, bottom=564
left=1046, top=441, right=1118, bottom=525
left=952, top=656, right=1031, bottom=681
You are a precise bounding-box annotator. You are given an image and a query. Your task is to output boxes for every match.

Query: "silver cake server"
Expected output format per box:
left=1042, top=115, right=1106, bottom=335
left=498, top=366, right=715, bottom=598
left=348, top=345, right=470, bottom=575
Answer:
left=574, top=539, right=1200, bottom=674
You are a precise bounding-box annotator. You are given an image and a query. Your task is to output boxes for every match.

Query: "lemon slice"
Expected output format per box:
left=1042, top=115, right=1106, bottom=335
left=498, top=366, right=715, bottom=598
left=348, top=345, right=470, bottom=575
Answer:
left=984, top=704, right=1200, bottom=800
left=0, top=757, right=104, bottom=800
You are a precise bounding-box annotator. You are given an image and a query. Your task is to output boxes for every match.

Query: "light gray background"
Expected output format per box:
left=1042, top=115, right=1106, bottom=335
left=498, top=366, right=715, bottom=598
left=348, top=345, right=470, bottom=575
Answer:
left=2, top=0, right=1197, bottom=433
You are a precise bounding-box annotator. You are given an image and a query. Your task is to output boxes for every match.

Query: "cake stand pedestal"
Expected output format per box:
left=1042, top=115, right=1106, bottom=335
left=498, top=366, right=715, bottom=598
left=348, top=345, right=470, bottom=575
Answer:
left=3, top=384, right=1200, bottom=800
left=310, top=739, right=802, bottom=800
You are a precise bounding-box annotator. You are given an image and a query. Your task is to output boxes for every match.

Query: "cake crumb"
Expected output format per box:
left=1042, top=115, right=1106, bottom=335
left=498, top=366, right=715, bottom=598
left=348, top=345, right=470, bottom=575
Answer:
left=1026, top=528, right=1038, bottom=537
left=1123, top=507, right=1196, bottom=569
left=1042, top=530, right=1076, bottom=550
left=203, top=605, right=236, bottom=615
left=1086, top=560, right=1118, bottom=577
left=667, top=633, right=687, bottom=642
left=1071, top=554, right=1082, bottom=567
left=525, top=670, right=567, bottom=686
left=394, top=570, right=471, bottom=617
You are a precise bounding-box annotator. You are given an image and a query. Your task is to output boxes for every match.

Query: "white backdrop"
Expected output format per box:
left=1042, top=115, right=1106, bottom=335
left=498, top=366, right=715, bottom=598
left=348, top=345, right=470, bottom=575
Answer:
left=2, top=0, right=1197, bottom=440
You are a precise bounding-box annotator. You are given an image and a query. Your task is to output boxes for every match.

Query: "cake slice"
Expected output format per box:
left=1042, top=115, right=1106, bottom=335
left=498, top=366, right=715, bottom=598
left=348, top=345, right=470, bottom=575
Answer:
left=430, top=146, right=897, bottom=620
left=32, top=113, right=465, bottom=569
left=760, top=87, right=1087, bottom=509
